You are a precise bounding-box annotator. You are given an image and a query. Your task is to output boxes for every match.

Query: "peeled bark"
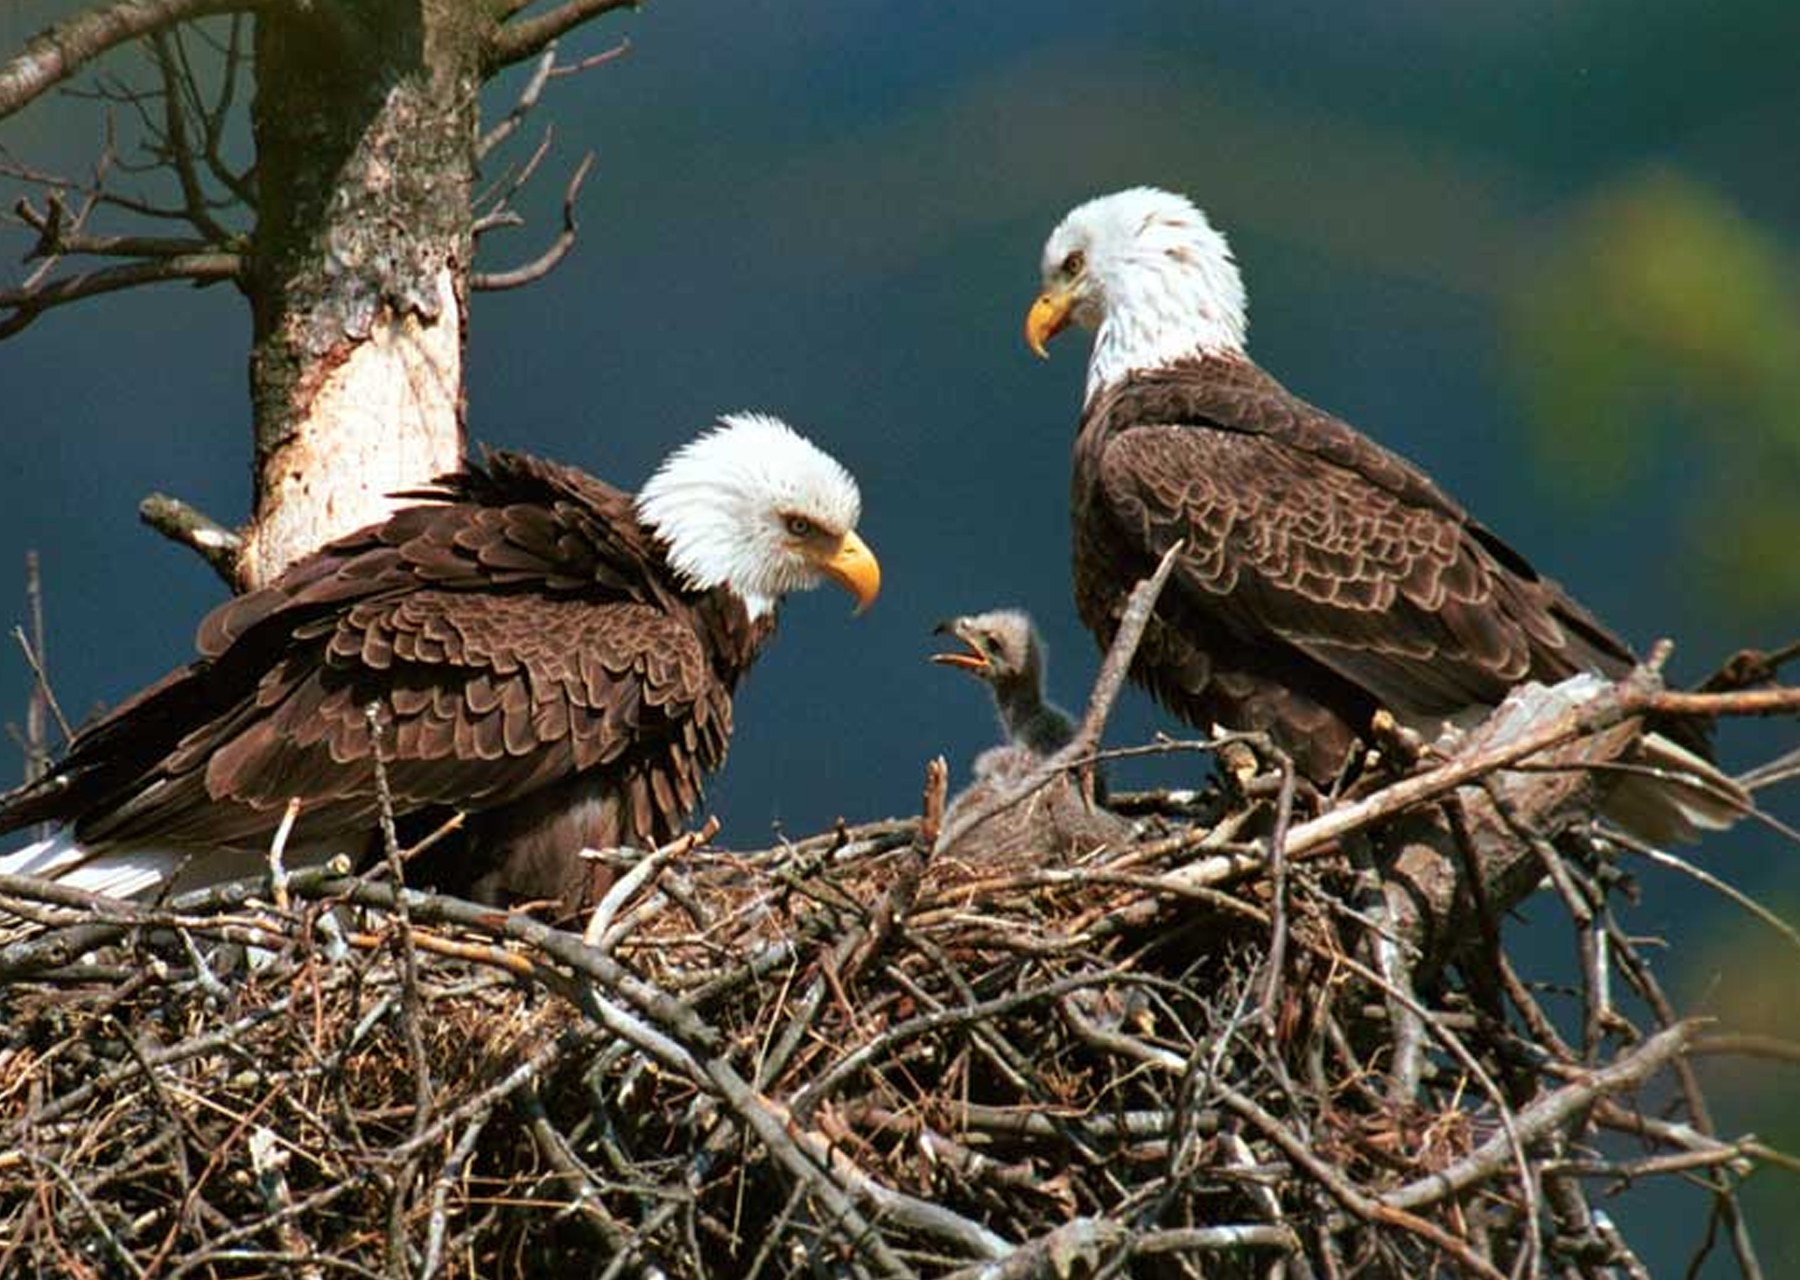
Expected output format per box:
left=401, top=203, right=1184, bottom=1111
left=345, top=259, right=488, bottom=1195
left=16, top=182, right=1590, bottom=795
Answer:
left=240, top=1, right=485, bottom=588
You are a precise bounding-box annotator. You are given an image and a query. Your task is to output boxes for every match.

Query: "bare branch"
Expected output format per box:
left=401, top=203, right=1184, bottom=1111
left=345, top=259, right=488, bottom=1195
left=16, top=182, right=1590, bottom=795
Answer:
left=0, top=0, right=265, bottom=121
left=0, top=251, right=241, bottom=338
left=485, top=0, right=639, bottom=72
left=1384, top=1021, right=1704, bottom=1212
left=472, top=152, right=593, bottom=291
left=138, top=491, right=242, bottom=587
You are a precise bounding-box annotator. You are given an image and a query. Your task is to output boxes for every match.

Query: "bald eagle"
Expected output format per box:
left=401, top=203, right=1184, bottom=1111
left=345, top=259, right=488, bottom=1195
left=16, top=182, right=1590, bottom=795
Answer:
left=0, top=414, right=880, bottom=913
left=1025, top=186, right=1741, bottom=840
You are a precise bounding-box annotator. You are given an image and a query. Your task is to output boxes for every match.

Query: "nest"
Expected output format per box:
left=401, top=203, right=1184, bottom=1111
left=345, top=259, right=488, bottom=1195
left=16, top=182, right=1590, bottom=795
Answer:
left=0, top=561, right=1793, bottom=1279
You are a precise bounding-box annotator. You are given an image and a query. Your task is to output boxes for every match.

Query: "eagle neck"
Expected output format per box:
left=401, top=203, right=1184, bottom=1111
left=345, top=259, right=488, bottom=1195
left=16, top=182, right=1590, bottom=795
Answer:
left=1085, top=272, right=1246, bottom=404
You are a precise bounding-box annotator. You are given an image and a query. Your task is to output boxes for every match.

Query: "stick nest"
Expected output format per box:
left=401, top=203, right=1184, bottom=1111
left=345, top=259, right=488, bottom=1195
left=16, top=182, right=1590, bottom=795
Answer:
left=0, top=744, right=1786, bottom=1279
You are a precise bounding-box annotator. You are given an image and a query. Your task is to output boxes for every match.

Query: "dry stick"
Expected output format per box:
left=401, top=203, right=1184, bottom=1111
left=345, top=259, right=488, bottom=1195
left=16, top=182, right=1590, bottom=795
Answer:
left=138, top=492, right=242, bottom=587
left=1383, top=1021, right=1702, bottom=1212
left=10, top=623, right=72, bottom=745
left=0, top=0, right=270, bottom=121
left=790, top=968, right=1130, bottom=1118
left=1607, top=829, right=1800, bottom=958
left=418, top=1111, right=492, bottom=1280
left=265, top=798, right=302, bottom=913
left=308, top=876, right=925, bottom=1275
left=934, top=543, right=1182, bottom=860
left=1603, top=922, right=1765, bottom=1280
left=1060, top=998, right=1507, bottom=1280
left=485, top=0, right=638, bottom=69
left=476, top=42, right=557, bottom=160
left=0, top=252, right=244, bottom=340
left=1256, top=757, right=1297, bottom=1035
left=1307, top=672, right=1800, bottom=859
left=471, top=151, right=594, bottom=291
left=583, top=816, right=720, bottom=948
left=1691, top=1033, right=1800, bottom=1066
left=1343, top=827, right=1425, bottom=1105
left=365, top=705, right=432, bottom=1280
left=517, top=1084, right=635, bottom=1257
left=21, top=551, right=58, bottom=781
left=1119, top=868, right=1547, bottom=1274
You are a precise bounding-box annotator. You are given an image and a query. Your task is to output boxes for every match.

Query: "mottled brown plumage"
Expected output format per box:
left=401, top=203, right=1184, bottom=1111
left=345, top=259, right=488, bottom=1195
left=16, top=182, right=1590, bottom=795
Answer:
left=1032, top=187, right=1742, bottom=839
left=1071, top=355, right=1653, bottom=782
left=0, top=430, right=872, bottom=912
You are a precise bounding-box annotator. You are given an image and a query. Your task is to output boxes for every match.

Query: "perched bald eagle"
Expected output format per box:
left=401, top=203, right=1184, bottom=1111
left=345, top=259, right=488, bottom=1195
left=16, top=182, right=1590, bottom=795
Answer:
left=0, top=414, right=880, bottom=913
left=1025, top=186, right=1741, bottom=840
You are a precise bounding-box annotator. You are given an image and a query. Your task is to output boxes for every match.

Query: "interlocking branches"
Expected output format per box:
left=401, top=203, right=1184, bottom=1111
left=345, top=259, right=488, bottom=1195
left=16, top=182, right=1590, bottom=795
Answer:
left=3, top=7, right=636, bottom=339
left=472, top=37, right=626, bottom=292
left=0, top=0, right=264, bottom=122
left=1, top=15, right=253, bottom=338
left=2, top=571, right=1795, bottom=1277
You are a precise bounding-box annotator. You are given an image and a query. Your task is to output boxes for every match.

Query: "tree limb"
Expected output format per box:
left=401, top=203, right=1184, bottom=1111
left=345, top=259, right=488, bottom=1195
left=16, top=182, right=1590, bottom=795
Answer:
left=0, top=252, right=242, bottom=339
left=0, top=0, right=265, bottom=122
left=138, top=492, right=242, bottom=587
left=485, top=0, right=639, bottom=72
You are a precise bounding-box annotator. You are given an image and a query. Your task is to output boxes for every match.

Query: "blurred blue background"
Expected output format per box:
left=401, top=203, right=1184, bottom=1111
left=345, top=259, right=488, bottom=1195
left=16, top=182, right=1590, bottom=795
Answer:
left=2, top=1, right=1797, bottom=1268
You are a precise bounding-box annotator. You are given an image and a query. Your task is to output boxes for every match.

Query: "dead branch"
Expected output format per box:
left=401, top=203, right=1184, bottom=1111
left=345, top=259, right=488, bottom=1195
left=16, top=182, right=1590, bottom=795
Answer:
left=0, top=638, right=1792, bottom=1276
left=0, top=0, right=266, bottom=122
left=486, top=0, right=641, bottom=72
left=0, top=251, right=242, bottom=339
left=137, top=491, right=242, bottom=587
left=472, top=152, right=594, bottom=291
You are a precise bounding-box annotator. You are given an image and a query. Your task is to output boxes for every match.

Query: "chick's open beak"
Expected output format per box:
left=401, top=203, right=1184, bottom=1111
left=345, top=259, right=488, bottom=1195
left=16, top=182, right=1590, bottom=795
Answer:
left=929, top=621, right=989, bottom=672
left=819, top=530, right=881, bottom=614
left=1025, top=287, right=1076, bottom=359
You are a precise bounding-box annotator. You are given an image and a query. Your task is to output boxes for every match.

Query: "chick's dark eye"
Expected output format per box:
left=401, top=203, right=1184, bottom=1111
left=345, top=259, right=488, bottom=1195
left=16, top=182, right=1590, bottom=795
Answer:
left=784, top=515, right=815, bottom=537
left=1061, top=249, right=1086, bottom=277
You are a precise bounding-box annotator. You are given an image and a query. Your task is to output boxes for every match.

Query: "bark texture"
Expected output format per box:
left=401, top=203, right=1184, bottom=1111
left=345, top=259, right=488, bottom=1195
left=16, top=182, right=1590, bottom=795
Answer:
left=242, top=1, right=485, bottom=588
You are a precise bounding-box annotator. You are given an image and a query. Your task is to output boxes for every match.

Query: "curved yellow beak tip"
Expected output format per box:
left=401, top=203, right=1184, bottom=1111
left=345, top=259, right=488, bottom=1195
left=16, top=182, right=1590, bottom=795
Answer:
left=821, top=530, right=881, bottom=615
left=1025, top=290, right=1073, bottom=360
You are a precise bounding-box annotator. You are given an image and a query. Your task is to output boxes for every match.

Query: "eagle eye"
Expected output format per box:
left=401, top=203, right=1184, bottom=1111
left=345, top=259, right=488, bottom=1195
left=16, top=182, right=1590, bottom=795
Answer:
left=1061, top=249, right=1086, bottom=277
left=784, top=514, right=816, bottom=538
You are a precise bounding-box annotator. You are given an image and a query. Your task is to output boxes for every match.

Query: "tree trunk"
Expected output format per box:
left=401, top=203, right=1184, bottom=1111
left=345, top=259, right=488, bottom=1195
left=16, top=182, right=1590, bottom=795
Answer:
left=240, top=1, right=485, bottom=589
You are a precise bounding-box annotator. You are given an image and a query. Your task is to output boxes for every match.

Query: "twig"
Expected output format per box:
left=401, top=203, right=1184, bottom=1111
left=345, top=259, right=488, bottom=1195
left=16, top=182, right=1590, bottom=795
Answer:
left=472, top=151, right=593, bottom=290
left=138, top=492, right=242, bottom=587
left=1608, top=829, right=1800, bottom=958
left=0, top=251, right=242, bottom=339
left=485, top=0, right=640, bottom=71
left=11, top=622, right=73, bottom=747
left=0, top=0, right=268, bottom=121
left=1384, top=1021, right=1702, bottom=1212
left=1256, top=756, right=1296, bottom=1035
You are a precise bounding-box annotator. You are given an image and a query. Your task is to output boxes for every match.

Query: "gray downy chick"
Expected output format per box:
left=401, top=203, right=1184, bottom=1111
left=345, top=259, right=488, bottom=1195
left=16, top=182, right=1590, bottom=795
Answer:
left=931, top=609, right=1128, bottom=862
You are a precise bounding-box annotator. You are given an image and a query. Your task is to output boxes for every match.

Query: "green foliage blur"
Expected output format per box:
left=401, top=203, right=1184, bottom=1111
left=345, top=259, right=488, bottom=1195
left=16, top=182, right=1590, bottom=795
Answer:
left=1508, top=172, right=1800, bottom=619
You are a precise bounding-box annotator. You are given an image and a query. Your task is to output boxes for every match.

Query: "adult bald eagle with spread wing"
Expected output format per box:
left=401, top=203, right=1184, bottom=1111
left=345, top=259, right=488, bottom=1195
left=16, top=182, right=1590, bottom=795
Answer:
left=1025, top=186, right=1740, bottom=840
left=0, top=414, right=880, bottom=913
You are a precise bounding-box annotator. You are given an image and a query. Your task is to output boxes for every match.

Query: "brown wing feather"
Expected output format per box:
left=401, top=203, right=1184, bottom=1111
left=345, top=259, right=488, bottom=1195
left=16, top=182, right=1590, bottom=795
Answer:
left=0, top=451, right=764, bottom=911
left=1074, top=354, right=1650, bottom=781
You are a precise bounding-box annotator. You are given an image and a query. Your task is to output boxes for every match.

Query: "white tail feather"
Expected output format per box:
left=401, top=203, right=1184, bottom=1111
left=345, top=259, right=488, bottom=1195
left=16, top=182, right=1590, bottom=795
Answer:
left=1402, top=676, right=1747, bottom=847
left=0, top=831, right=186, bottom=905
left=1603, top=730, right=1750, bottom=846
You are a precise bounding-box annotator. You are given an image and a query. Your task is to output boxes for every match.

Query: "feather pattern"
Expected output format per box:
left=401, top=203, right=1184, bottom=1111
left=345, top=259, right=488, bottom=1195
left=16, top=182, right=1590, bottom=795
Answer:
left=0, top=449, right=781, bottom=912
left=1073, top=355, right=1703, bottom=783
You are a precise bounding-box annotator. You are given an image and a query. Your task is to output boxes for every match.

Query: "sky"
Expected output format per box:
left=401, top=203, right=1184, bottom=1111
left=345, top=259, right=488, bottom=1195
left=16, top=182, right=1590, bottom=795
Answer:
left=1, top=1, right=1798, bottom=1268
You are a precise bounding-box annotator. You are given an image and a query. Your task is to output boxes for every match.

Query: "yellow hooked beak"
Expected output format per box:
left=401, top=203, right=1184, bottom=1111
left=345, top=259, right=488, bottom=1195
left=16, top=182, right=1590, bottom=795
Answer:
left=818, top=530, right=882, bottom=614
left=1025, top=286, right=1076, bottom=359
